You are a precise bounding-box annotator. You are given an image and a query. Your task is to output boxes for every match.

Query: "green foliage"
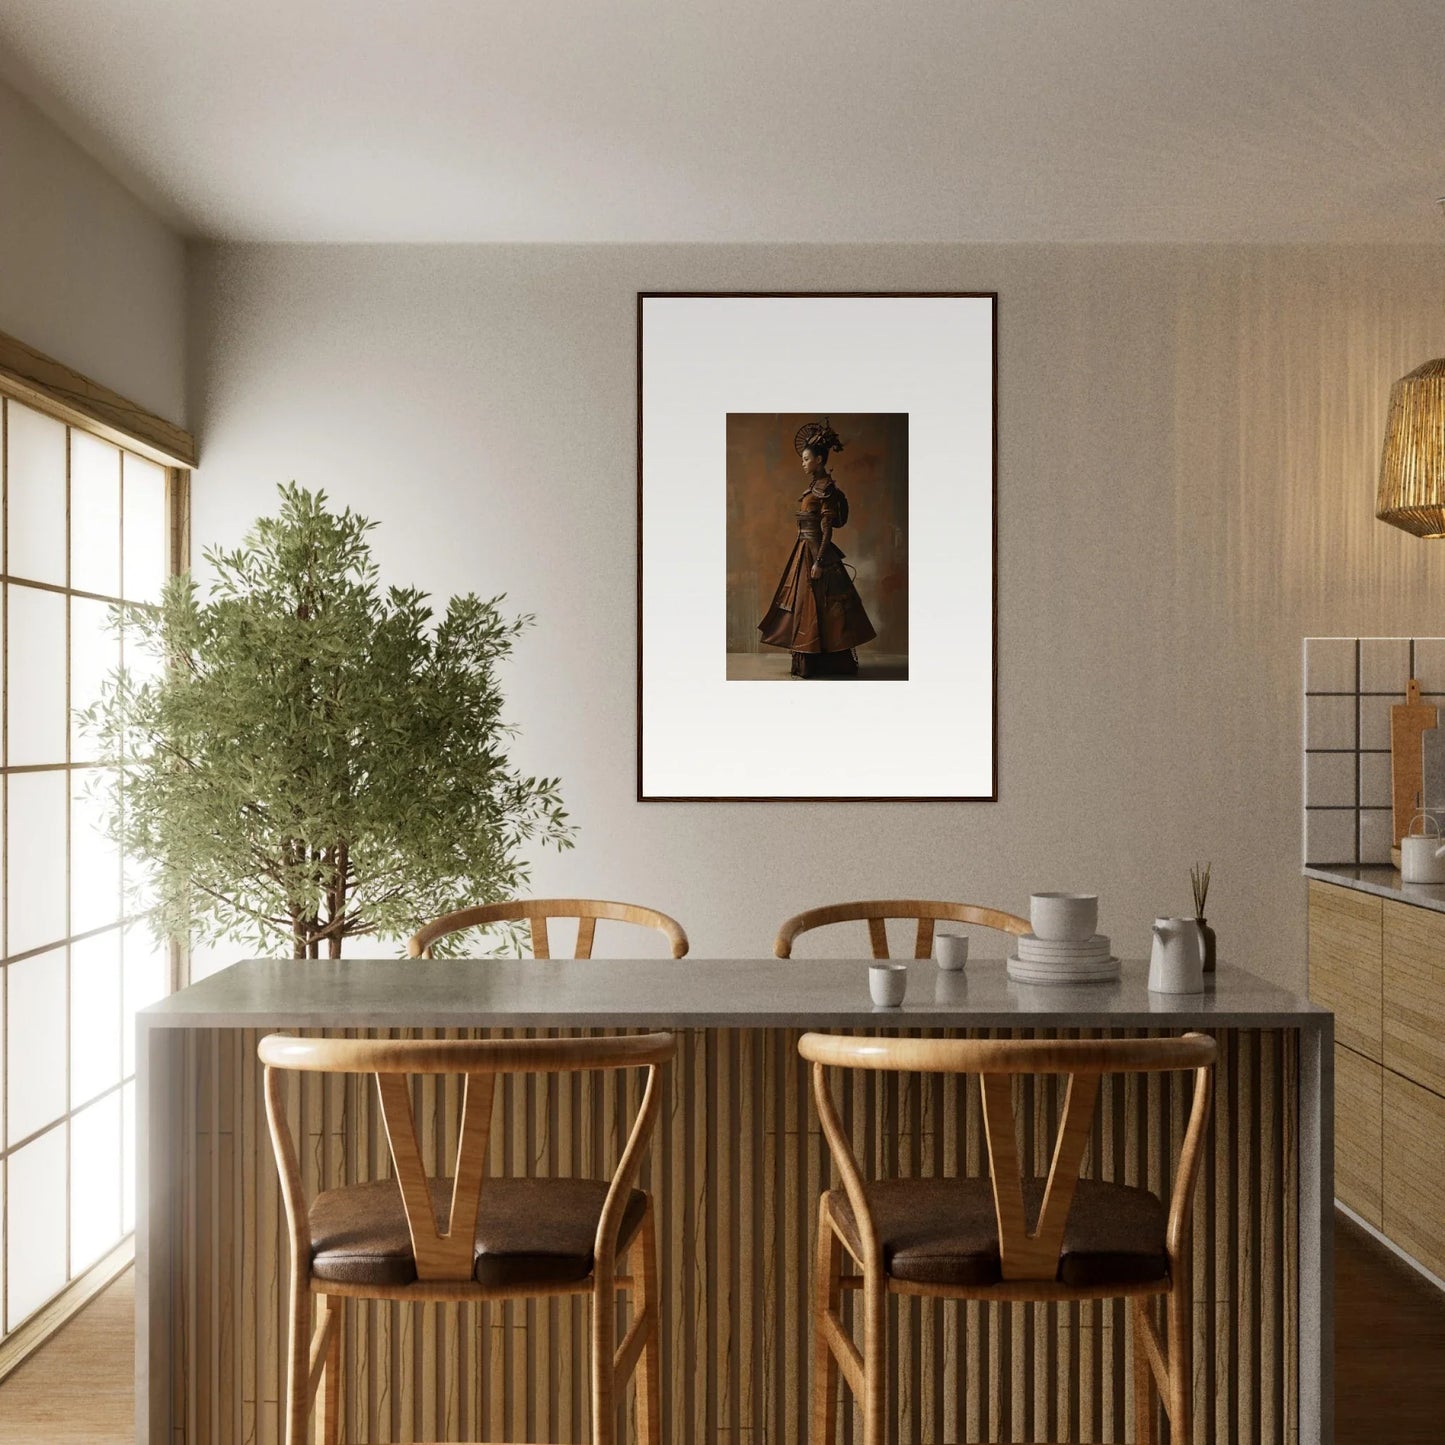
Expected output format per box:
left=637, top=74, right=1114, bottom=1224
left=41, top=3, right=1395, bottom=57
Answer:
left=80, top=483, right=574, bottom=958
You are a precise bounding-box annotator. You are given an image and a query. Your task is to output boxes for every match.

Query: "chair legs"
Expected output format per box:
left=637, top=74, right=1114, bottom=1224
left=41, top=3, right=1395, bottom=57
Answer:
left=1166, top=1272, right=1192, bottom=1439
left=595, top=1196, right=663, bottom=1445
left=591, top=1266, right=617, bottom=1445
left=283, top=1277, right=342, bottom=1445
left=859, top=1268, right=887, bottom=1445
left=1131, top=1297, right=1159, bottom=1445
left=319, top=1299, right=342, bottom=1445
left=1132, top=1286, right=1192, bottom=1445
left=810, top=1197, right=842, bottom=1443
left=811, top=1232, right=1193, bottom=1445
left=809, top=1204, right=886, bottom=1445
left=284, top=1216, right=661, bottom=1445
left=283, top=1269, right=310, bottom=1445
left=633, top=1201, right=663, bottom=1445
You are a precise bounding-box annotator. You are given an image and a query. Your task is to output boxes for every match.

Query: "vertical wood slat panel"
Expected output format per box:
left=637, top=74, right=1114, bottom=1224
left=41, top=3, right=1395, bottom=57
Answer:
left=172, top=1025, right=1298, bottom=1444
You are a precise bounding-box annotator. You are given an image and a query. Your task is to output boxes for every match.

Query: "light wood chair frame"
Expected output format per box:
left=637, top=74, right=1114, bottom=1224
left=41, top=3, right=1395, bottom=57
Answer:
left=259, top=1031, right=677, bottom=1445
left=798, top=1032, right=1216, bottom=1445
left=774, top=899, right=1030, bottom=960
left=408, top=897, right=689, bottom=960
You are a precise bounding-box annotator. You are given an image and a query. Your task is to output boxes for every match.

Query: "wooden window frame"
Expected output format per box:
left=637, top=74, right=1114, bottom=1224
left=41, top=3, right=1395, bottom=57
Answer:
left=0, top=326, right=194, bottom=1380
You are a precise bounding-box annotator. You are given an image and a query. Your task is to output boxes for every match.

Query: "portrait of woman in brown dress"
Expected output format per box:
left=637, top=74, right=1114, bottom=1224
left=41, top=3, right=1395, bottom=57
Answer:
left=757, top=418, right=878, bottom=677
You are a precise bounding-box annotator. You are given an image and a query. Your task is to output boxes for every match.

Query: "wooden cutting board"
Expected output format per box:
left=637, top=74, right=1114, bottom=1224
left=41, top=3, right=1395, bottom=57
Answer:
left=1392, top=678, right=1439, bottom=847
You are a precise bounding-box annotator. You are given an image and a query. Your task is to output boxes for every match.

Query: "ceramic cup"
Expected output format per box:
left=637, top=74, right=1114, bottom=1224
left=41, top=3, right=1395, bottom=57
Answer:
left=934, top=933, right=970, bottom=971
left=1030, top=891, right=1098, bottom=942
left=869, top=962, right=908, bottom=1007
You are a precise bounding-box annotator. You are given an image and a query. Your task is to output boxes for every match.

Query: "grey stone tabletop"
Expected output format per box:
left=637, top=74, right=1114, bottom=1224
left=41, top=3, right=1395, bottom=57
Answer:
left=141, top=957, right=1329, bottom=1031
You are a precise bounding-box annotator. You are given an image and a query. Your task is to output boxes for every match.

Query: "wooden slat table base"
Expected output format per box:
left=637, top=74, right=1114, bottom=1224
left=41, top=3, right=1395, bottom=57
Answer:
left=160, top=1027, right=1298, bottom=1445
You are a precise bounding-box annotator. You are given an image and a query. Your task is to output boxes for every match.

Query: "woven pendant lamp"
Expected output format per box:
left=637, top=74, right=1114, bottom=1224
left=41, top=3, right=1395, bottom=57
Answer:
left=1377, top=358, right=1445, bottom=537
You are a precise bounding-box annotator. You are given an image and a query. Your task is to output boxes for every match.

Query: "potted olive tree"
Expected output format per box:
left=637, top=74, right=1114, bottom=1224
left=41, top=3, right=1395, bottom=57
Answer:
left=82, top=484, right=573, bottom=959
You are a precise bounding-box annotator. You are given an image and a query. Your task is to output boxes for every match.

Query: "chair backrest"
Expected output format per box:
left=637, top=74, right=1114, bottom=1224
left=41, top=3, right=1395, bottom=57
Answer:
left=407, top=898, right=689, bottom=960
left=259, top=1031, right=676, bottom=1284
left=774, top=899, right=1029, bottom=960
left=797, top=1032, right=1216, bottom=1282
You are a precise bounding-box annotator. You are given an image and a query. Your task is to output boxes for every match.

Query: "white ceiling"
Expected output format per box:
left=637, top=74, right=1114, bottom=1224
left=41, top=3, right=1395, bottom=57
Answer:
left=1, top=0, right=1442, bottom=244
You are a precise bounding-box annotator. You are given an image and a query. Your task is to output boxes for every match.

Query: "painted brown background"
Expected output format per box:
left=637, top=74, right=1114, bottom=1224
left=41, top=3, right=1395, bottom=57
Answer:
left=725, top=411, right=909, bottom=656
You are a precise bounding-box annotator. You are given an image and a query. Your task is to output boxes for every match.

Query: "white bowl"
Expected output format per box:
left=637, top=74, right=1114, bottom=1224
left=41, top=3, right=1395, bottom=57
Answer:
left=1029, top=892, right=1099, bottom=942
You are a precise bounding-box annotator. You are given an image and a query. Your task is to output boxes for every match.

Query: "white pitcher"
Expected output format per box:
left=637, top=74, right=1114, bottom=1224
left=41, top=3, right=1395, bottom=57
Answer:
left=1148, top=917, right=1206, bottom=994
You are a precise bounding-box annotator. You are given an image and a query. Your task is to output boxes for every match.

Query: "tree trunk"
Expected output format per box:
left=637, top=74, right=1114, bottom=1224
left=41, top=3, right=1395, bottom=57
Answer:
left=324, top=841, right=348, bottom=959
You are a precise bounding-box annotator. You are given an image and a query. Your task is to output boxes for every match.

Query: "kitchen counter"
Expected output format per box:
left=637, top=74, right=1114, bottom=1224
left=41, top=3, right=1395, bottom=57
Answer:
left=1304, top=862, right=1445, bottom=915
left=143, top=955, right=1328, bottom=1030
left=137, top=956, right=1333, bottom=1444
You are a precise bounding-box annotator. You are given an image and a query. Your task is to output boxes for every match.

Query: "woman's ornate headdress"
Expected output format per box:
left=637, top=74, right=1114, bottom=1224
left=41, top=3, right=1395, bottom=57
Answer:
left=793, top=417, right=844, bottom=457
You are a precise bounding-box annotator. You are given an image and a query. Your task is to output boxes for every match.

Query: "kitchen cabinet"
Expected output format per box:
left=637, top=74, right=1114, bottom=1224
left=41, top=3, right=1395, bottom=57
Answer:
left=1334, top=1042, right=1383, bottom=1228
left=1307, top=872, right=1445, bottom=1283
left=1383, top=1070, right=1445, bottom=1281
left=1383, top=898, right=1445, bottom=1097
left=1307, top=881, right=1382, bottom=1060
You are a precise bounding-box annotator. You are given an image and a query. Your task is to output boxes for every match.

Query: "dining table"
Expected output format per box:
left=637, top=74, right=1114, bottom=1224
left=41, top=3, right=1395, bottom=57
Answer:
left=135, top=955, right=1333, bottom=1444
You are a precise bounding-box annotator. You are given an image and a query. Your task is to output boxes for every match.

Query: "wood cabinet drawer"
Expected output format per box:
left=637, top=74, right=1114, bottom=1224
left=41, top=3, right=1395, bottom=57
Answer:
left=1333, top=1044, right=1382, bottom=1227
left=1384, top=899, right=1445, bottom=1096
left=1308, top=882, right=1382, bottom=1061
left=1383, top=1070, right=1445, bottom=1281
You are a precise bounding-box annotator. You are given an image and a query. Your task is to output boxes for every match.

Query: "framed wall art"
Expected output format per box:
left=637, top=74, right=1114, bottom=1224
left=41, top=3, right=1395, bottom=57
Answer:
left=637, top=291, right=997, bottom=801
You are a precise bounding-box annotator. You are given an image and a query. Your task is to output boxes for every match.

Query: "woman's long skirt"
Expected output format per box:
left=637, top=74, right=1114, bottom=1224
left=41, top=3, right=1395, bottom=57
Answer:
left=758, top=538, right=876, bottom=675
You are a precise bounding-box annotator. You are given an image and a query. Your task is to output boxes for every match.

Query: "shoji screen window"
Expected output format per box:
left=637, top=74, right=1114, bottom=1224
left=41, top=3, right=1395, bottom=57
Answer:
left=1, top=395, right=176, bottom=1345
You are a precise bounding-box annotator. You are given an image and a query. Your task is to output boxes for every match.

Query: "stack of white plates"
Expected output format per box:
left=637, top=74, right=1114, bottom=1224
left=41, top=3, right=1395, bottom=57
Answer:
left=1007, top=932, right=1120, bottom=984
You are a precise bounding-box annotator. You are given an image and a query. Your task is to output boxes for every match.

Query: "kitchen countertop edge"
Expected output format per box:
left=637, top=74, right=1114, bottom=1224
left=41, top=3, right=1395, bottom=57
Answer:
left=1304, top=863, right=1445, bottom=915
left=139, top=958, right=1330, bottom=1034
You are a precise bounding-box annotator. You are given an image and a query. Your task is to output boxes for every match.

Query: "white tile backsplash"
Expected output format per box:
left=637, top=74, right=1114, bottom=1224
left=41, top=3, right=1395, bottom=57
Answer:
left=1305, top=694, right=1356, bottom=750
left=1359, top=694, right=1397, bottom=752
left=1361, top=637, right=1412, bottom=694
left=1305, top=808, right=1357, bottom=866
left=1304, top=637, right=1356, bottom=693
left=1304, top=638, right=1445, bottom=867
left=1359, top=808, right=1394, bottom=865
left=1359, top=750, right=1393, bottom=810
left=1305, top=751, right=1355, bottom=809
left=1414, top=638, right=1445, bottom=695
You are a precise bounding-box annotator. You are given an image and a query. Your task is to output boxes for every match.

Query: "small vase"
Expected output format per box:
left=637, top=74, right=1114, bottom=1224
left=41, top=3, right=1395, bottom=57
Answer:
left=1197, top=918, right=1217, bottom=973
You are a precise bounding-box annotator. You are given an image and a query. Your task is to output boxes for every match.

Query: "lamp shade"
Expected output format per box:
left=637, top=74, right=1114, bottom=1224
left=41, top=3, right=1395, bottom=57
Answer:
left=1377, top=357, right=1445, bottom=538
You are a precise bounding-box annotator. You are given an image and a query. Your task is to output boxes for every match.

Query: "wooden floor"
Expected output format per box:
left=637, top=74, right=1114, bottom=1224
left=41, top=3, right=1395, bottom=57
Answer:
left=0, top=1269, right=134, bottom=1443
left=0, top=1214, right=1440, bottom=1442
left=1333, top=1212, right=1445, bottom=1444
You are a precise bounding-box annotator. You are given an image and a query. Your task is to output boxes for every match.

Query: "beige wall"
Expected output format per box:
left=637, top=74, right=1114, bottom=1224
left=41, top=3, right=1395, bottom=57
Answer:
left=186, top=243, right=1445, bottom=984
left=0, top=78, right=187, bottom=423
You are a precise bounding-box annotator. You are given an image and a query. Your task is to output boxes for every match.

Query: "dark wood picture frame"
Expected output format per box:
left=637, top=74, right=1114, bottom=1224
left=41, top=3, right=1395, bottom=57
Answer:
left=636, top=291, right=998, bottom=803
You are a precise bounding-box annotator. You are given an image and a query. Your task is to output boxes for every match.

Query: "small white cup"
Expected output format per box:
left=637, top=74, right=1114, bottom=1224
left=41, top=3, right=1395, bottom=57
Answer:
left=1030, top=892, right=1098, bottom=942
left=934, top=933, right=970, bottom=971
left=868, top=962, right=908, bottom=1007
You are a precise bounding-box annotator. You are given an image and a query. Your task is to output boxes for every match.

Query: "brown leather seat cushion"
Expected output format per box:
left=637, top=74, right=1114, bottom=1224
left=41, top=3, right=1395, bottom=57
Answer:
left=309, top=1176, right=647, bottom=1289
left=828, top=1176, right=1168, bottom=1289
